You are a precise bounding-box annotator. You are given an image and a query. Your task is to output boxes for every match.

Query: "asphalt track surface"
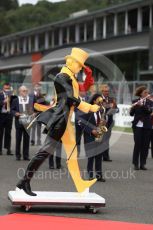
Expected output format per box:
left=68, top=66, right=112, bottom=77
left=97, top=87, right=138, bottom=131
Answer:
left=0, top=129, right=153, bottom=224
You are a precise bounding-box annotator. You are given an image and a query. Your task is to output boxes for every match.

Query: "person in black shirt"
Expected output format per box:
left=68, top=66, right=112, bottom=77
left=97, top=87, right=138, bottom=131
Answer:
left=81, top=94, right=106, bottom=182
left=101, top=84, right=119, bottom=162
left=0, top=83, right=13, bottom=155
left=130, top=86, right=152, bottom=170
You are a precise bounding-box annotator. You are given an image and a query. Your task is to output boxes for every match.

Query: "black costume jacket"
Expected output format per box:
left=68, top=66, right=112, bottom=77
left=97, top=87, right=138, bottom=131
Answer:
left=37, top=73, right=81, bottom=140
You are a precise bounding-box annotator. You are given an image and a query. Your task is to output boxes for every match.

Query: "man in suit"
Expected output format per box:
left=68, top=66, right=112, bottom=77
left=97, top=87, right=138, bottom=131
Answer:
left=31, top=83, right=45, bottom=146
left=0, top=83, right=13, bottom=155
left=130, top=86, right=152, bottom=170
left=11, top=85, right=35, bottom=161
left=101, top=84, right=119, bottom=162
left=81, top=93, right=106, bottom=182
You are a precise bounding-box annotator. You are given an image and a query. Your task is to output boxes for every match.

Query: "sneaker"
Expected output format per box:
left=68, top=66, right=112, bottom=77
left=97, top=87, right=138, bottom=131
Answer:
left=56, top=165, right=61, bottom=169
left=49, top=165, right=54, bottom=169
left=134, top=165, right=139, bottom=170
left=103, top=159, right=112, bottom=162
left=89, top=176, right=95, bottom=181
left=23, top=158, right=30, bottom=161
left=16, top=157, right=21, bottom=161
left=97, top=177, right=106, bottom=182
left=7, top=149, right=13, bottom=155
left=140, top=166, right=147, bottom=170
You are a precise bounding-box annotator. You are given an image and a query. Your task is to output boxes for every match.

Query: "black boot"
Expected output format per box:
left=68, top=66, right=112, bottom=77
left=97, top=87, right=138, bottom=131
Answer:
left=17, top=179, right=37, bottom=196
left=16, top=136, right=57, bottom=196
left=16, top=151, right=50, bottom=196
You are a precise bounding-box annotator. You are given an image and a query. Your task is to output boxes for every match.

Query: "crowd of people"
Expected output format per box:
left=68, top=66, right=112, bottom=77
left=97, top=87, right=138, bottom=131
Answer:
left=0, top=77, right=153, bottom=187
left=0, top=77, right=118, bottom=183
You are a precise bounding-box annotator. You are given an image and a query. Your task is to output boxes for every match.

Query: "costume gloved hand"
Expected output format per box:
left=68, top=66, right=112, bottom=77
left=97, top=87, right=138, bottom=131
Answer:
left=82, top=66, right=94, bottom=91
left=84, top=66, right=92, bottom=77
left=90, top=104, right=100, bottom=112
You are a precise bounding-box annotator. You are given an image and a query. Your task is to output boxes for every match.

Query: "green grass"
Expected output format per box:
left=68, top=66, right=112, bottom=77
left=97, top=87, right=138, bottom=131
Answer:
left=113, top=126, right=132, bottom=133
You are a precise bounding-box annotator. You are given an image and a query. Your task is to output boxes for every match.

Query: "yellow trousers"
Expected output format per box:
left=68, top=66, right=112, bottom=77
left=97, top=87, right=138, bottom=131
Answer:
left=61, top=110, right=96, bottom=193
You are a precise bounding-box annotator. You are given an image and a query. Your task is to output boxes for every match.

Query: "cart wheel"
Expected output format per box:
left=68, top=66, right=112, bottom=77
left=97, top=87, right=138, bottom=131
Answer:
left=85, top=205, right=91, bottom=211
left=92, top=208, right=97, bottom=214
left=25, top=205, right=31, bottom=211
left=20, top=205, right=25, bottom=210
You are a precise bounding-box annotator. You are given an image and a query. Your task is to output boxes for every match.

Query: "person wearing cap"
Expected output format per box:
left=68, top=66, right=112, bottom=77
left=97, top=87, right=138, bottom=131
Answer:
left=16, top=47, right=100, bottom=196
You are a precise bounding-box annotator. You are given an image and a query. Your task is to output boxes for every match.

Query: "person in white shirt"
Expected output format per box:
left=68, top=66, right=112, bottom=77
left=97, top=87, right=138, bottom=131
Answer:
left=11, top=86, right=35, bottom=161
left=130, top=86, right=152, bottom=170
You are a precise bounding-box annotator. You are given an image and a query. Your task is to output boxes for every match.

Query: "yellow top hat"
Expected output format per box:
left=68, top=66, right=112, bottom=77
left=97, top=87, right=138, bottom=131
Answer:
left=65, top=48, right=89, bottom=67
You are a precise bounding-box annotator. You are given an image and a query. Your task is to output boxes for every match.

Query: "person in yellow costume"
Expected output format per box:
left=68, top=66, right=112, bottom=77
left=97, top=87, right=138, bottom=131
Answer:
left=16, top=48, right=100, bottom=196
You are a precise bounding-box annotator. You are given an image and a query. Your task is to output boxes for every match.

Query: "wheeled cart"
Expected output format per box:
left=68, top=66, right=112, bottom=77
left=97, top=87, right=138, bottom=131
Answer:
left=8, top=189, right=105, bottom=214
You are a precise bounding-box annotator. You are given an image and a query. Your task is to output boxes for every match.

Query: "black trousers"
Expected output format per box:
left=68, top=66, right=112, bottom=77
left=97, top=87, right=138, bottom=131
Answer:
left=19, top=98, right=70, bottom=183
left=132, top=127, right=151, bottom=167
left=102, top=128, right=112, bottom=160
left=16, top=125, right=30, bottom=159
left=85, top=141, right=103, bottom=179
left=22, top=134, right=58, bottom=182
left=31, top=122, right=41, bottom=144
left=49, top=141, right=62, bottom=168
left=0, top=113, right=13, bottom=152
left=87, top=153, right=103, bottom=179
left=75, top=123, right=84, bottom=156
left=150, top=129, right=153, bottom=158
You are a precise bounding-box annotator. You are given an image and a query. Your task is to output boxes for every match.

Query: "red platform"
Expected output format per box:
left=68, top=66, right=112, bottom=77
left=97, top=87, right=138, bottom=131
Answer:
left=0, top=214, right=152, bottom=230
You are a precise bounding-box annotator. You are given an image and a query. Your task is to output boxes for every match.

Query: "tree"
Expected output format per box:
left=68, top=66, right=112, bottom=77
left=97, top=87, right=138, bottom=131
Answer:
left=0, top=12, right=11, bottom=36
left=0, top=0, right=134, bottom=36
left=0, top=0, right=19, bottom=11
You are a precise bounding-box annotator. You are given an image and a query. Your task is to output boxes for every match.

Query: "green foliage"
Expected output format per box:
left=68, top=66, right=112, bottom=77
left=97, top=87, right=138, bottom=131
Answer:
left=0, top=12, right=11, bottom=36
left=1, top=0, right=133, bottom=36
left=0, top=0, right=18, bottom=11
left=6, top=4, right=50, bottom=32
